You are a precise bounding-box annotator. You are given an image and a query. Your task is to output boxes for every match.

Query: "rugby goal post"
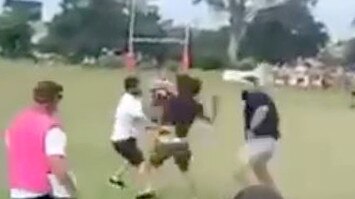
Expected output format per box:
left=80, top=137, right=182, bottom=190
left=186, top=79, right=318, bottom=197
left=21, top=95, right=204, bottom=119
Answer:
left=126, top=0, right=191, bottom=72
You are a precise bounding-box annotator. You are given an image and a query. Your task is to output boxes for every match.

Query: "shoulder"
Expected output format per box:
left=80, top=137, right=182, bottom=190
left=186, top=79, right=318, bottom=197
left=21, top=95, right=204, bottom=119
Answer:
left=45, top=127, right=67, bottom=156
left=247, top=92, right=269, bottom=104
left=47, top=127, right=66, bottom=138
left=119, top=93, right=137, bottom=105
left=120, top=93, right=131, bottom=101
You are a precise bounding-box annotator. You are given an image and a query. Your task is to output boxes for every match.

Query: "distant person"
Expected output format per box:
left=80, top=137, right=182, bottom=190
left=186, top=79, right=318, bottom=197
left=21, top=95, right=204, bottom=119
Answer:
left=5, top=81, right=77, bottom=199
left=149, top=74, right=218, bottom=198
left=233, top=185, right=283, bottom=199
left=109, top=76, right=156, bottom=199
left=237, top=88, right=280, bottom=190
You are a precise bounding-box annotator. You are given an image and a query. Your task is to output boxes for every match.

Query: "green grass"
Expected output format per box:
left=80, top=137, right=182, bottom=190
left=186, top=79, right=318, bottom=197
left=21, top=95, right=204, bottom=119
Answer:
left=1, top=60, right=355, bottom=199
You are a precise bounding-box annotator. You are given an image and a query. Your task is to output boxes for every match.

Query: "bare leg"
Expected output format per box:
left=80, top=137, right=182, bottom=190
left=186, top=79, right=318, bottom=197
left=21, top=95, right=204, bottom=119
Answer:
left=235, top=145, right=258, bottom=187
left=234, top=163, right=257, bottom=187
left=135, top=162, right=157, bottom=199
left=136, top=162, right=153, bottom=191
left=113, top=161, right=130, bottom=179
left=182, top=172, right=198, bottom=199
left=252, top=161, right=275, bottom=188
left=109, top=161, right=130, bottom=188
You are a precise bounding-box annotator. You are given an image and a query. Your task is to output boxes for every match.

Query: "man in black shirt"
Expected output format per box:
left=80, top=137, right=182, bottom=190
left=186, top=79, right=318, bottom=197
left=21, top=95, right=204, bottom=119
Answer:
left=149, top=74, right=218, bottom=198
left=237, top=89, right=280, bottom=190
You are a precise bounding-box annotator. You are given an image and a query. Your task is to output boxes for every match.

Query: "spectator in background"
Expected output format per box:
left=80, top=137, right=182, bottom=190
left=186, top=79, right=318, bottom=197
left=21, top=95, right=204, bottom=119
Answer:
left=5, top=81, right=77, bottom=199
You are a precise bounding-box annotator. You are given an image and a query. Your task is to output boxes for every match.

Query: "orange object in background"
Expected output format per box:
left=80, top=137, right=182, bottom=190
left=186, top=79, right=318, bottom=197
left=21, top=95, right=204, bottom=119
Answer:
left=181, top=45, right=190, bottom=72
left=124, top=52, right=136, bottom=71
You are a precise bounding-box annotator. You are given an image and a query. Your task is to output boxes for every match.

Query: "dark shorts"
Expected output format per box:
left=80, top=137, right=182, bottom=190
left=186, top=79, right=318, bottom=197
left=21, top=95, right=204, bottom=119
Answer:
left=112, top=138, right=144, bottom=167
left=150, top=141, right=192, bottom=172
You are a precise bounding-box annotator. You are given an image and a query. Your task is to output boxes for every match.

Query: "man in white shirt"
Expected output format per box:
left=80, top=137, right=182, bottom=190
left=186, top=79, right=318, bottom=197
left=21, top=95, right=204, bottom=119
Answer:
left=109, top=76, right=156, bottom=199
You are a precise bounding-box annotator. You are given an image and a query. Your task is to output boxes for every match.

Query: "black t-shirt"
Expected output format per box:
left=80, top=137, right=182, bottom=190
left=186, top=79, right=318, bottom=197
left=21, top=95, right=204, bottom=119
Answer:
left=244, top=91, right=280, bottom=140
left=162, top=95, right=202, bottom=138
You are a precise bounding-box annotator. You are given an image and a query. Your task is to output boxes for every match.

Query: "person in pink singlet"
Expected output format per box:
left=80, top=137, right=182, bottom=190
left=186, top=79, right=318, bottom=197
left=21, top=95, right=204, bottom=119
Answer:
left=5, top=81, right=77, bottom=199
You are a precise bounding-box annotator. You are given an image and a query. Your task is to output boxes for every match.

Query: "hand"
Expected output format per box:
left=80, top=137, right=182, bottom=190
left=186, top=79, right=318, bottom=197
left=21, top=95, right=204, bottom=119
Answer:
left=145, top=125, right=160, bottom=131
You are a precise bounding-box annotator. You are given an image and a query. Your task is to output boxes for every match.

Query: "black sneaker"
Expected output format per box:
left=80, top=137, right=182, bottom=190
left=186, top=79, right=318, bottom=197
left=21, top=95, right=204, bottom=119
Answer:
left=136, top=190, right=157, bottom=199
left=109, top=176, right=126, bottom=189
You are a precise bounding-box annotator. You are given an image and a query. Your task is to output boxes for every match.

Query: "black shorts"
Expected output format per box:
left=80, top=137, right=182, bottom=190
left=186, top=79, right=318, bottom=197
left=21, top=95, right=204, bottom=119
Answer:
left=150, top=141, right=192, bottom=172
left=112, top=138, right=144, bottom=167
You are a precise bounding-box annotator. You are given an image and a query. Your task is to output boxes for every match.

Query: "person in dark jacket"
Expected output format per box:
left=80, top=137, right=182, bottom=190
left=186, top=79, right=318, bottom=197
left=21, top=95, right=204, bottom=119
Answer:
left=237, top=88, right=280, bottom=190
left=149, top=74, right=218, bottom=199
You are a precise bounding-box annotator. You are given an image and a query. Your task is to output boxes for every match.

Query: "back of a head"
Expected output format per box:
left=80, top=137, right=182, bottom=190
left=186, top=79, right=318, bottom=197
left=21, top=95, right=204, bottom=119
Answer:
left=176, top=74, right=201, bottom=96
left=33, top=81, right=63, bottom=104
left=124, top=76, right=139, bottom=92
left=234, top=185, right=283, bottom=199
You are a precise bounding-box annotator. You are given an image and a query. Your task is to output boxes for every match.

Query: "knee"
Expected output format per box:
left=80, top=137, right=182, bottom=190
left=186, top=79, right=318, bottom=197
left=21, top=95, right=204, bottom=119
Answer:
left=149, top=154, right=164, bottom=169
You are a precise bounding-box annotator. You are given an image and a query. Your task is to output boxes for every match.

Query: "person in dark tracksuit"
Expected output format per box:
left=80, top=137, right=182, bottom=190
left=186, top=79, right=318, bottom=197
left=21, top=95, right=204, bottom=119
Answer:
left=237, top=89, right=280, bottom=190
left=149, top=74, right=218, bottom=199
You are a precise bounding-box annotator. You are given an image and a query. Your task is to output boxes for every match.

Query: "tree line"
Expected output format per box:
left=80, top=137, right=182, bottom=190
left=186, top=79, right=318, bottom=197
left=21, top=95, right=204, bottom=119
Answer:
left=0, top=0, right=353, bottom=68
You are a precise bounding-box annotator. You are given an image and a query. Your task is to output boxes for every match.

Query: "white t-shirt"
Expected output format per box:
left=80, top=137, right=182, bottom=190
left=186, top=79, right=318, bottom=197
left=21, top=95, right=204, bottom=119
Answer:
left=10, top=127, right=67, bottom=198
left=111, top=93, right=149, bottom=141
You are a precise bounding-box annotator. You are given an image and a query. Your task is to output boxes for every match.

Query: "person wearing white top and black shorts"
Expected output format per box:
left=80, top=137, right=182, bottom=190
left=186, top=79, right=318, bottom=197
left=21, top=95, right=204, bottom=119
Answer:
left=109, top=76, right=156, bottom=199
left=237, top=89, right=280, bottom=191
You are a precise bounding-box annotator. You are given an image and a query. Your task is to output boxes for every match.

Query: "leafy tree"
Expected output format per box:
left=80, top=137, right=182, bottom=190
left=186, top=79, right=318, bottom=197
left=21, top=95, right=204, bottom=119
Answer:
left=0, top=10, right=33, bottom=58
left=134, top=9, right=167, bottom=62
left=240, top=0, right=328, bottom=63
left=192, top=28, right=229, bottom=69
left=193, top=0, right=318, bottom=65
left=345, top=39, right=355, bottom=65
left=39, top=0, right=165, bottom=63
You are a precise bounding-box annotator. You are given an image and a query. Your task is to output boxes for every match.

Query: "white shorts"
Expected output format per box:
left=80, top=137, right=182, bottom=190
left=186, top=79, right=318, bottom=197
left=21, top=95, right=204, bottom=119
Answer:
left=239, top=137, right=276, bottom=165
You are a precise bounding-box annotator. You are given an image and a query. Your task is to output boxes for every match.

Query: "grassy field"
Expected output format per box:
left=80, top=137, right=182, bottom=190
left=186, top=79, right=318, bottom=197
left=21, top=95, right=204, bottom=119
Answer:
left=1, top=60, right=355, bottom=199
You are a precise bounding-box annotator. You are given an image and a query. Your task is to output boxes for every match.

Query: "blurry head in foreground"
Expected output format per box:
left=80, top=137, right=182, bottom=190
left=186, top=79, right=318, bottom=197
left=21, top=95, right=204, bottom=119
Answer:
left=124, top=76, right=142, bottom=96
left=33, top=80, right=63, bottom=113
left=234, top=185, right=283, bottom=199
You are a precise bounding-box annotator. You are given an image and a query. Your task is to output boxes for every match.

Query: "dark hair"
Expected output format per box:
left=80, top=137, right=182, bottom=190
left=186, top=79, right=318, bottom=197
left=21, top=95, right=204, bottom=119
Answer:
left=124, top=76, right=140, bottom=92
left=33, top=81, right=63, bottom=104
left=176, top=74, right=202, bottom=96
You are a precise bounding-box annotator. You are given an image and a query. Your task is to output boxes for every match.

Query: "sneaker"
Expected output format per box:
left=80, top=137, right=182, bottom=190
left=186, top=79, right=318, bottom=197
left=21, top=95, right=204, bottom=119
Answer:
left=136, top=190, right=157, bottom=199
left=109, top=176, right=126, bottom=189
